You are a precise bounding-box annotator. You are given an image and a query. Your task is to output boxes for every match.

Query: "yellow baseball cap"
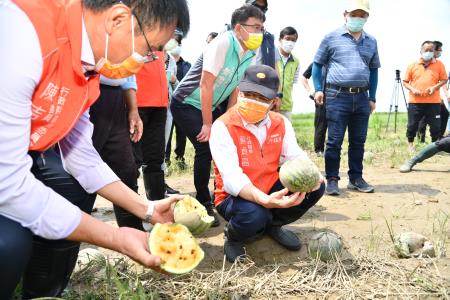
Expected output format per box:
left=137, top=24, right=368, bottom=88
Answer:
left=346, top=0, right=370, bottom=15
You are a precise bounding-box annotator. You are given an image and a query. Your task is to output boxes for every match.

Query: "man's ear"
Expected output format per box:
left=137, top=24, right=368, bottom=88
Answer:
left=104, top=3, right=132, bottom=35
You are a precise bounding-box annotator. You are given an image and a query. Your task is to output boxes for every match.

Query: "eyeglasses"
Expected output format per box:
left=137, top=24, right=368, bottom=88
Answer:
left=133, top=13, right=158, bottom=63
left=241, top=23, right=265, bottom=33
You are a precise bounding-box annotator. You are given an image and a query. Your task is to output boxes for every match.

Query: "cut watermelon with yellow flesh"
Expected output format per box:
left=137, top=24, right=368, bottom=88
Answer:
left=174, top=195, right=214, bottom=235
left=149, top=223, right=204, bottom=274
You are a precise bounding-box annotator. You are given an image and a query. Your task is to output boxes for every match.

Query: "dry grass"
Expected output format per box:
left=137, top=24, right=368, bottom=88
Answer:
left=67, top=253, right=449, bottom=300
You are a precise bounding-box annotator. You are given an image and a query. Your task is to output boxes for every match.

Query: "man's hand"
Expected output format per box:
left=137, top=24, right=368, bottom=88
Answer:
left=258, top=188, right=306, bottom=209
left=128, top=109, right=143, bottom=143
left=196, top=124, right=211, bottom=142
left=411, top=87, right=422, bottom=96
left=425, top=86, right=436, bottom=95
left=170, top=74, right=177, bottom=84
left=314, top=91, right=324, bottom=106
left=369, top=101, right=376, bottom=113
left=114, top=227, right=163, bottom=270
left=151, top=195, right=185, bottom=224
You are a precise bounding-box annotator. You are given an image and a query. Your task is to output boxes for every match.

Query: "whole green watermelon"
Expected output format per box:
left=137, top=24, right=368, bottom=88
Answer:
left=279, top=157, right=321, bottom=192
left=308, top=231, right=343, bottom=262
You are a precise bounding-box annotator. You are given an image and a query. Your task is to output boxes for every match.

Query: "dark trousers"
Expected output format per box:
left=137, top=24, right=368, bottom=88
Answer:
left=436, top=134, right=450, bottom=152
left=417, top=103, right=449, bottom=141
left=217, top=180, right=325, bottom=241
left=165, top=122, right=187, bottom=161
left=170, top=99, right=225, bottom=205
left=407, top=103, right=441, bottom=143
left=325, top=89, right=370, bottom=181
left=314, top=102, right=327, bottom=153
left=134, top=106, right=167, bottom=200
left=90, top=84, right=142, bottom=230
left=0, top=149, right=97, bottom=299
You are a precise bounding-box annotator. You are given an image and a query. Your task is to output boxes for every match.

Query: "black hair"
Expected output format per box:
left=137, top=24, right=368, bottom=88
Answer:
left=421, top=40, right=435, bottom=50
left=207, top=32, right=218, bottom=40
left=433, top=41, right=443, bottom=50
left=82, top=0, right=190, bottom=36
left=231, top=4, right=265, bottom=28
left=279, top=26, right=298, bottom=39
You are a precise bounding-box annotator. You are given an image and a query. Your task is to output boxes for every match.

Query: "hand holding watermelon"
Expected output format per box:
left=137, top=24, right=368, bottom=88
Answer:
left=151, top=194, right=185, bottom=224
left=258, top=188, right=307, bottom=209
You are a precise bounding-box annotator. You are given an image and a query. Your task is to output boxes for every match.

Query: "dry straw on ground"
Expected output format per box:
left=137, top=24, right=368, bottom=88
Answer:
left=71, top=253, right=449, bottom=299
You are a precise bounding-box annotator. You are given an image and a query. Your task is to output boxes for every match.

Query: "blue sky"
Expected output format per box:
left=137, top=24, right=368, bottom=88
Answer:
left=180, top=0, right=450, bottom=113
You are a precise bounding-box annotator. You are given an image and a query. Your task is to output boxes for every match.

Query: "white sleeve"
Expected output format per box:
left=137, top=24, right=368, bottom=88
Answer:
left=0, top=1, right=81, bottom=239
left=59, top=110, right=120, bottom=193
left=209, top=120, right=251, bottom=196
left=280, top=116, right=308, bottom=161
left=202, top=33, right=230, bottom=76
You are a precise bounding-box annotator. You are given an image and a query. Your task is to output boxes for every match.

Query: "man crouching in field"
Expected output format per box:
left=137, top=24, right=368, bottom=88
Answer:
left=209, top=65, right=325, bottom=262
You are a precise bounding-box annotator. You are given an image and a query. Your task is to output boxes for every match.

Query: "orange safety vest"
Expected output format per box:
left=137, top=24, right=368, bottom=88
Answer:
left=213, top=108, right=285, bottom=207
left=136, top=51, right=168, bottom=108
left=14, top=0, right=100, bottom=151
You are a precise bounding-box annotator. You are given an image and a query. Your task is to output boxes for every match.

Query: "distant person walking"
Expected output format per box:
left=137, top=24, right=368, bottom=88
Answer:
left=312, top=0, right=380, bottom=196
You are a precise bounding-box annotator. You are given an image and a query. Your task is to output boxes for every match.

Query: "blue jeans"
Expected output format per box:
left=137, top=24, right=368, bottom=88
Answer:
left=325, top=89, right=370, bottom=181
left=216, top=180, right=325, bottom=242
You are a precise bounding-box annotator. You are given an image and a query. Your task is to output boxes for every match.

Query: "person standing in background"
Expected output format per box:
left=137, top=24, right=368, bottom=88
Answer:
left=416, top=41, right=450, bottom=142
left=313, top=0, right=380, bottom=196
left=171, top=5, right=265, bottom=227
left=165, top=30, right=192, bottom=171
left=275, top=26, right=300, bottom=122
left=403, top=41, right=448, bottom=151
left=90, top=75, right=144, bottom=230
left=301, top=62, right=327, bottom=156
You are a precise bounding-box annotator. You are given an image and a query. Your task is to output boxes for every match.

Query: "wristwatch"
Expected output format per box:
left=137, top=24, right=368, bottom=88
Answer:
left=143, top=201, right=155, bottom=224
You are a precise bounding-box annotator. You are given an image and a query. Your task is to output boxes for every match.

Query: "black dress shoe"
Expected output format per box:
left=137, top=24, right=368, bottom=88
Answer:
left=267, top=226, right=301, bottom=251
left=165, top=183, right=180, bottom=195
left=205, top=204, right=220, bottom=227
left=224, top=224, right=246, bottom=263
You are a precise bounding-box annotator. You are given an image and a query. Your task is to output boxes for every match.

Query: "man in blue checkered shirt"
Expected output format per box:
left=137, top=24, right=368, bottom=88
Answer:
left=312, top=0, right=380, bottom=196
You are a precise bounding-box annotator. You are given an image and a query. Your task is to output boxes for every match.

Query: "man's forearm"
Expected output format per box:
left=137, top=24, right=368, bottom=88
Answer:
left=124, top=89, right=138, bottom=112
left=238, top=183, right=267, bottom=205
left=68, top=212, right=119, bottom=246
left=301, top=76, right=313, bottom=94
left=97, top=181, right=148, bottom=220
left=227, top=87, right=239, bottom=110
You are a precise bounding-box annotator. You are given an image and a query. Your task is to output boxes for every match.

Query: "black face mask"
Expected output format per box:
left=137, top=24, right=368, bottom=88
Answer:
left=253, top=3, right=268, bottom=13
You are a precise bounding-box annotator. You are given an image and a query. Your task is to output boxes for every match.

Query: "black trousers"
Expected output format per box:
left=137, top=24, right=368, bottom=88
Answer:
left=418, top=103, right=449, bottom=140
left=0, top=149, right=97, bottom=299
left=314, top=102, right=327, bottom=153
left=165, top=122, right=187, bottom=161
left=170, top=99, right=225, bottom=206
left=407, top=103, right=441, bottom=143
left=90, top=84, right=142, bottom=230
left=133, top=106, right=167, bottom=200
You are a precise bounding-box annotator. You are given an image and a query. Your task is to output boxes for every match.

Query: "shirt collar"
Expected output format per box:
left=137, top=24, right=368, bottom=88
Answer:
left=81, top=15, right=95, bottom=67
left=241, top=114, right=272, bottom=129
left=276, top=47, right=293, bottom=62
left=418, top=58, right=437, bottom=65
left=338, top=25, right=366, bottom=39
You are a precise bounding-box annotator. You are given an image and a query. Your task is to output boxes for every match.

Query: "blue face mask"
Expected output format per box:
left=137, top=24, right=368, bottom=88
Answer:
left=346, top=17, right=367, bottom=33
left=421, top=51, right=434, bottom=61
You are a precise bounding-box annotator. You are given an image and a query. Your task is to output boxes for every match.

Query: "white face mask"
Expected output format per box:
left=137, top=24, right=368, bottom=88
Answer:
left=281, top=40, right=296, bottom=53
left=170, top=45, right=182, bottom=56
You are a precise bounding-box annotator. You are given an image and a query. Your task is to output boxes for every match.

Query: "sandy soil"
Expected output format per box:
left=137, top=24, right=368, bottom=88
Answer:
left=91, top=153, right=450, bottom=279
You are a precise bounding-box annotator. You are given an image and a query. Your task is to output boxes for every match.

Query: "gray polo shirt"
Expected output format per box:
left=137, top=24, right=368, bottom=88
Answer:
left=314, top=25, right=380, bottom=88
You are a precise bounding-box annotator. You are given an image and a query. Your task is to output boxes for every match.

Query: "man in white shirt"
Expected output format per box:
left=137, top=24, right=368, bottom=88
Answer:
left=210, top=65, right=325, bottom=262
left=0, top=0, right=189, bottom=298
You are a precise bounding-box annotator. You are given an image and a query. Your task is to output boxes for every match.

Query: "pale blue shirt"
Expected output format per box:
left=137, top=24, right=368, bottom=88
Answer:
left=0, top=0, right=119, bottom=239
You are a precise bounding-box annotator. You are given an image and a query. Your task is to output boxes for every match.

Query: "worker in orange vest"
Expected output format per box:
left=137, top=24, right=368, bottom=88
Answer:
left=0, top=0, right=189, bottom=298
left=210, top=65, right=325, bottom=263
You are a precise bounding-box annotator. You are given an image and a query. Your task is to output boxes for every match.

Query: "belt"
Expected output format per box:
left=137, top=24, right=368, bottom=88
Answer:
left=326, top=83, right=369, bottom=94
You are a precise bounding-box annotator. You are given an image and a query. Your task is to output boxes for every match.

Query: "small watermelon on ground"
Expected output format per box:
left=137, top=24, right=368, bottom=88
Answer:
left=308, top=231, right=343, bottom=262
left=148, top=223, right=204, bottom=274
left=279, top=157, right=321, bottom=192
left=174, top=195, right=214, bottom=235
